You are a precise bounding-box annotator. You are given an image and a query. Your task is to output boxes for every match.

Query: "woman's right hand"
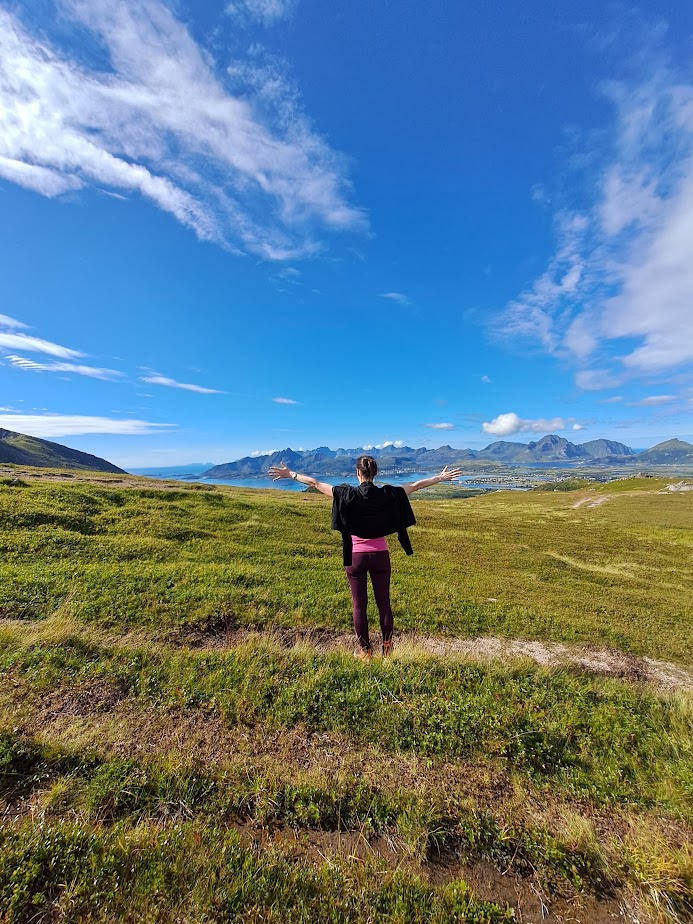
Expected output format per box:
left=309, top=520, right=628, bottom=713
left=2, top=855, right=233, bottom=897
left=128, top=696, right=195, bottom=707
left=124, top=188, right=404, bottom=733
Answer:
left=269, top=461, right=292, bottom=480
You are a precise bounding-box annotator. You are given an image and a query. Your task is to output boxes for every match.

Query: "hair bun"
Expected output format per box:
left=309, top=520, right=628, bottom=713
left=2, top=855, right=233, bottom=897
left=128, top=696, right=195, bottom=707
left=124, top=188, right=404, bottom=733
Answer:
left=356, top=454, right=378, bottom=480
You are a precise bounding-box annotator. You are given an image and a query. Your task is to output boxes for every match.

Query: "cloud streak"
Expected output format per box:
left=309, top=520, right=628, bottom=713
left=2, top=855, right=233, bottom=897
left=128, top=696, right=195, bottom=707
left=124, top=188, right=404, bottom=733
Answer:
left=5, top=354, right=121, bottom=380
left=0, top=313, right=28, bottom=330
left=424, top=422, right=454, bottom=430
left=0, top=1, right=366, bottom=261
left=0, top=413, right=174, bottom=437
left=628, top=394, right=676, bottom=407
left=272, top=396, right=298, bottom=404
left=141, top=374, right=225, bottom=395
left=0, top=331, right=84, bottom=359
left=379, top=292, right=413, bottom=307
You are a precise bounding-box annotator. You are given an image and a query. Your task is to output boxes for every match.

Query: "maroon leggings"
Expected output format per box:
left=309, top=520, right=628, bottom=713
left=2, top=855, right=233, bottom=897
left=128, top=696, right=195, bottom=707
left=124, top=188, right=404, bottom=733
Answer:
left=345, top=551, right=393, bottom=651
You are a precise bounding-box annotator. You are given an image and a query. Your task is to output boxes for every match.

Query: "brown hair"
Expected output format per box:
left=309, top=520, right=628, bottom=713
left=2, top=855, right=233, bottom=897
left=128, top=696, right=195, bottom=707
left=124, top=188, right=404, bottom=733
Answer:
left=356, top=454, right=378, bottom=481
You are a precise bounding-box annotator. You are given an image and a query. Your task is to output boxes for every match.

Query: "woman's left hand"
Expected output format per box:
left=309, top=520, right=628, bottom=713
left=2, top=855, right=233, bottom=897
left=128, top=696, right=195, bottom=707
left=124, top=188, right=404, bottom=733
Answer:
left=438, top=466, right=463, bottom=482
left=269, top=461, right=292, bottom=480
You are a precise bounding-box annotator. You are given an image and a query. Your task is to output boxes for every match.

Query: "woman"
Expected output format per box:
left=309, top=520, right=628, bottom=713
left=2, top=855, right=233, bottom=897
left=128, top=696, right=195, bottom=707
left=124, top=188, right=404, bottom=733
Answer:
left=269, top=454, right=463, bottom=660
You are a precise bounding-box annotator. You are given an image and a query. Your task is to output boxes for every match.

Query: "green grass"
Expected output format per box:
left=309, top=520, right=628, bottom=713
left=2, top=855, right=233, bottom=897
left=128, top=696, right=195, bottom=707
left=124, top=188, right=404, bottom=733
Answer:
left=1, top=471, right=692, bottom=922
left=2, top=629, right=692, bottom=811
left=0, top=476, right=691, bottom=663
left=0, top=728, right=613, bottom=891
left=0, top=820, right=521, bottom=924
left=0, top=432, right=121, bottom=472
left=532, top=478, right=596, bottom=491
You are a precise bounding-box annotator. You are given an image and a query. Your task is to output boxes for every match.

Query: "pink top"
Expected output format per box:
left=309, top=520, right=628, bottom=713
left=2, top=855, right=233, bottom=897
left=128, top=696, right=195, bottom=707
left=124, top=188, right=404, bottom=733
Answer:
left=351, top=534, right=388, bottom=553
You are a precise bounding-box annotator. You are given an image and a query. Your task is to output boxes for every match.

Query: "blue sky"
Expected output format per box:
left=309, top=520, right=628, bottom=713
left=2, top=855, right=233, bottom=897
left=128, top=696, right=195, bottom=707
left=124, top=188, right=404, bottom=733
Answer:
left=1, top=0, right=693, bottom=467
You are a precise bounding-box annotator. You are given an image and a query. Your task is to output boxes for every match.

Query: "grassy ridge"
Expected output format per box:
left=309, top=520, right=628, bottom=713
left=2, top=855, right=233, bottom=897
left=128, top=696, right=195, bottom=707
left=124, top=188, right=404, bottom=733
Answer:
left=0, top=432, right=123, bottom=473
left=1, top=473, right=692, bottom=922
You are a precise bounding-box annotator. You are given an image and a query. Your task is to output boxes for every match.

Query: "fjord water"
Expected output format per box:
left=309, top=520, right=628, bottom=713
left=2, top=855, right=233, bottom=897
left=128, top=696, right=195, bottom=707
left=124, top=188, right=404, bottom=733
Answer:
left=129, top=470, right=499, bottom=491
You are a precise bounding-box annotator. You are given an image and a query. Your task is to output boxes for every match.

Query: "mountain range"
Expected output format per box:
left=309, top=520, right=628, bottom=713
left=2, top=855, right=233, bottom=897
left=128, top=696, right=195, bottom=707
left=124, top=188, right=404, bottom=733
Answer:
left=0, top=428, right=125, bottom=473
left=2, top=428, right=692, bottom=478
left=203, top=435, right=693, bottom=479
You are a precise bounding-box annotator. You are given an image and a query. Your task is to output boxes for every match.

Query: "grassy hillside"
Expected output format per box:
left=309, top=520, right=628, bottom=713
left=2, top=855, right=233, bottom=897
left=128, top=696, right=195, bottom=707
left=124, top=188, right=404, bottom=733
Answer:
left=1, top=472, right=691, bottom=922
left=0, top=429, right=124, bottom=473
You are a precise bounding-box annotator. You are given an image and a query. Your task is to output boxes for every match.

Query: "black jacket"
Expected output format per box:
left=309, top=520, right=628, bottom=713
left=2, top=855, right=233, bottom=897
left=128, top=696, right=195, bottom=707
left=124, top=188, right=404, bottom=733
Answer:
left=331, top=482, right=416, bottom=565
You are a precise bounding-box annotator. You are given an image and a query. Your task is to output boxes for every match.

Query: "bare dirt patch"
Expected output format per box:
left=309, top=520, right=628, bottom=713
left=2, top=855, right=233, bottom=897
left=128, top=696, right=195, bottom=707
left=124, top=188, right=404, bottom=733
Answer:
left=247, top=825, right=638, bottom=923
left=410, top=636, right=692, bottom=691
left=33, top=679, right=129, bottom=722
left=431, top=856, right=634, bottom=924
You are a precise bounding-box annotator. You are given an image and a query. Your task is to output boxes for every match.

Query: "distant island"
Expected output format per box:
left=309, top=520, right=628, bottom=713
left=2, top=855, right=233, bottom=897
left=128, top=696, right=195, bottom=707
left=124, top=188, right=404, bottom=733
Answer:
left=203, top=435, right=693, bottom=479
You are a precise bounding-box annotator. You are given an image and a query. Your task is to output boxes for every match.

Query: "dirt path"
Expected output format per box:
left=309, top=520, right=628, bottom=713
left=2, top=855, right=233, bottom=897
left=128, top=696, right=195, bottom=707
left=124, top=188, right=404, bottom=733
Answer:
left=2, top=612, right=691, bottom=691
left=571, top=495, right=611, bottom=508
left=190, top=624, right=693, bottom=692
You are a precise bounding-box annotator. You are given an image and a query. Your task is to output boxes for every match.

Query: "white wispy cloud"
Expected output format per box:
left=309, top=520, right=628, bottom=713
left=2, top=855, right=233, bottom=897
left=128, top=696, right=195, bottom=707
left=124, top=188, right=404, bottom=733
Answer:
left=272, top=396, right=298, bottom=404
left=628, top=394, right=676, bottom=407
left=0, top=313, right=28, bottom=330
left=0, top=413, right=174, bottom=437
left=225, top=0, right=295, bottom=25
left=574, top=369, right=623, bottom=391
left=530, top=183, right=547, bottom=203
left=0, top=331, right=84, bottom=359
left=6, top=354, right=121, bottom=380
left=0, top=316, right=121, bottom=382
left=424, top=422, right=454, bottom=430
left=379, top=292, right=413, bottom=307
left=481, top=375, right=492, bottom=384
left=141, top=375, right=225, bottom=395
left=0, top=1, right=365, bottom=262
left=482, top=413, right=573, bottom=437
left=500, top=212, right=587, bottom=354
left=498, top=55, right=693, bottom=384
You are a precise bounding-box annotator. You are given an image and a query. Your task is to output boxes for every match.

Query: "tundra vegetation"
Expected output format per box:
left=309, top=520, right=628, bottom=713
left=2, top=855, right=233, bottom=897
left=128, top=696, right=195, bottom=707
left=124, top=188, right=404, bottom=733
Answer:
left=0, top=469, right=691, bottom=923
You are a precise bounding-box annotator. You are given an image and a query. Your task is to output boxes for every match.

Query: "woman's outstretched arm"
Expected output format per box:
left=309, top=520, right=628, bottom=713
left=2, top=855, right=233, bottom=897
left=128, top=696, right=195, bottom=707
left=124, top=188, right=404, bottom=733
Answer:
left=402, top=465, right=464, bottom=496
left=268, top=461, right=334, bottom=497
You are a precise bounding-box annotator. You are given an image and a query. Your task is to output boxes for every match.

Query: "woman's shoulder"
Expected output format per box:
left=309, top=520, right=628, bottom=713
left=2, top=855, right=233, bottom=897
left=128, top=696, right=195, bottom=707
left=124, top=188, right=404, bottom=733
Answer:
left=379, top=483, right=405, bottom=496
